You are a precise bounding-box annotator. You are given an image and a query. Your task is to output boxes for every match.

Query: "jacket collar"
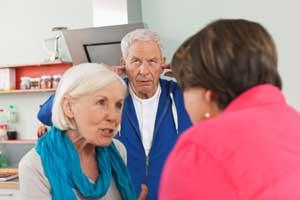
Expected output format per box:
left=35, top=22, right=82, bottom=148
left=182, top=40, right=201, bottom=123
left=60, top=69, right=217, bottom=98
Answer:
left=224, top=84, right=285, bottom=113
left=123, top=78, right=171, bottom=138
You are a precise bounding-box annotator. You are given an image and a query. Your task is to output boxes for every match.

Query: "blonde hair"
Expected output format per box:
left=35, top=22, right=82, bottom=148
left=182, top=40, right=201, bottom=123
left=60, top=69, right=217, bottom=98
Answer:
left=121, top=28, right=164, bottom=58
left=52, top=63, right=126, bottom=130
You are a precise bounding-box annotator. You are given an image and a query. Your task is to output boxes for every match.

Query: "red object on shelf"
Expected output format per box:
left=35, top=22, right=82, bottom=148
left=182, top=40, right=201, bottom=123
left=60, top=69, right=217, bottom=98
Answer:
left=12, top=62, right=72, bottom=89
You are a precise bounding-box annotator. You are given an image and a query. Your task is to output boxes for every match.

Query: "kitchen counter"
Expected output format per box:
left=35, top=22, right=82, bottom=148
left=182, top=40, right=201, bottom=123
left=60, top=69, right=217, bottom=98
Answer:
left=0, top=178, right=19, bottom=189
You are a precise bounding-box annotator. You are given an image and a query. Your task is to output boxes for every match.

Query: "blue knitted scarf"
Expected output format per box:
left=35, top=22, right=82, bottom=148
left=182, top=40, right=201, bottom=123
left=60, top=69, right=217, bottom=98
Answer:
left=36, top=126, right=136, bottom=200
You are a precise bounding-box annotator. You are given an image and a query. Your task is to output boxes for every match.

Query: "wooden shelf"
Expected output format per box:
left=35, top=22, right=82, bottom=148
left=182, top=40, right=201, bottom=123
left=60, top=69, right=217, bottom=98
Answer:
left=0, top=140, right=36, bottom=144
left=0, top=88, right=55, bottom=94
left=0, top=60, right=72, bottom=69
left=0, top=61, right=72, bottom=91
left=0, top=179, right=19, bottom=190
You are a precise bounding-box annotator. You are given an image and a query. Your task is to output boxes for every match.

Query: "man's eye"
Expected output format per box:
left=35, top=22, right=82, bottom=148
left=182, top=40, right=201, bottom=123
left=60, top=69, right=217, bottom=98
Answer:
left=116, top=102, right=123, bottom=109
left=132, top=60, right=141, bottom=64
left=149, top=60, right=157, bottom=65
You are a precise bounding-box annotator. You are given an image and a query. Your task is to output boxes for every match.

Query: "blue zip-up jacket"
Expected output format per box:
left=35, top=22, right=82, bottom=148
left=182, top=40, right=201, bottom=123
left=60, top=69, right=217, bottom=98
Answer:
left=37, top=78, right=192, bottom=200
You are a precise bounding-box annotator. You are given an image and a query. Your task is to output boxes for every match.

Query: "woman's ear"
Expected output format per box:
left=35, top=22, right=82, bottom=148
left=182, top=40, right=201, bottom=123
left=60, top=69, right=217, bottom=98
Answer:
left=61, top=96, right=74, bottom=119
left=204, top=89, right=221, bottom=117
left=204, top=89, right=214, bottom=104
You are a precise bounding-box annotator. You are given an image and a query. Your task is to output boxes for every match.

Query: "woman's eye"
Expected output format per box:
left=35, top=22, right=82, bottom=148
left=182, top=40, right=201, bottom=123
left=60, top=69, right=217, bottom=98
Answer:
left=96, top=99, right=105, bottom=106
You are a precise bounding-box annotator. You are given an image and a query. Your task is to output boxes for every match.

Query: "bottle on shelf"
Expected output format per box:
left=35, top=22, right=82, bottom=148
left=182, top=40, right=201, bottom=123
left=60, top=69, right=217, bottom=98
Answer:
left=0, top=109, right=7, bottom=141
left=6, top=105, right=17, bottom=140
left=0, top=145, right=8, bottom=168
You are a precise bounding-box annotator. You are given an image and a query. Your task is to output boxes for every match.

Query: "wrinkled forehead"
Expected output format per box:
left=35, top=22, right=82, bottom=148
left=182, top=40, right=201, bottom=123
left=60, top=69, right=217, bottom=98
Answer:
left=126, top=40, right=163, bottom=59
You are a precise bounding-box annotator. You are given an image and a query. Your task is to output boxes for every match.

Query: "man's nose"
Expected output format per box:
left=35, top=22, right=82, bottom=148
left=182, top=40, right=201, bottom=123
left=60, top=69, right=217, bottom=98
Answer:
left=139, top=62, right=150, bottom=75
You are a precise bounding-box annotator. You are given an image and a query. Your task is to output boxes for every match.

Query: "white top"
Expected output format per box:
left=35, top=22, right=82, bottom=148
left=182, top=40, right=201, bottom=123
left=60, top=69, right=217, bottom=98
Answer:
left=18, top=139, right=126, bottom=200
left=129, top=84, right=161, bottom=156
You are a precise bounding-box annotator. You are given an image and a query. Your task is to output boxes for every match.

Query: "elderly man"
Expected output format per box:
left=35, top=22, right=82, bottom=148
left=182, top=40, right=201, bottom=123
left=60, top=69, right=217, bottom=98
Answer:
left=37, top=29, right=191, bottom=200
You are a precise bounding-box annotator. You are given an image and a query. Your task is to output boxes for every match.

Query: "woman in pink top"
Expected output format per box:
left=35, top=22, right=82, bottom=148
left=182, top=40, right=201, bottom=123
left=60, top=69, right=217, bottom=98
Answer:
left=159, top=19, right=300, bottom=200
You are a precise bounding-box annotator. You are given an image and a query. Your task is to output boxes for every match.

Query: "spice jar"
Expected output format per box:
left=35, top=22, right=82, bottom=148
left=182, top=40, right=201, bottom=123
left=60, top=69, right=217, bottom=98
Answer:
left=46, top=75, right=52, bottom=88
left=20, top=77, right=31, bottom=90
left=52, top=75, right=61, bottom=89
left=41, top=76, right=52, bottom=89
left=30, top=78, right=41, bottom=89
left=30, top=78, right=36, bottom=89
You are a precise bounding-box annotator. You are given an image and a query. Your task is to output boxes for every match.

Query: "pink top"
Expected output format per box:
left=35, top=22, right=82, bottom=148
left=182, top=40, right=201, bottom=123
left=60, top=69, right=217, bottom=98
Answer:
left=159, top=84, right=300, bottom=200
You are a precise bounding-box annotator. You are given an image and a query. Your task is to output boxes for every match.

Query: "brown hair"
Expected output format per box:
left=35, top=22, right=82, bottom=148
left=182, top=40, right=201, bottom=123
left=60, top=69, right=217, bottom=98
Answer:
left=172, top=19, right=282, bottom=110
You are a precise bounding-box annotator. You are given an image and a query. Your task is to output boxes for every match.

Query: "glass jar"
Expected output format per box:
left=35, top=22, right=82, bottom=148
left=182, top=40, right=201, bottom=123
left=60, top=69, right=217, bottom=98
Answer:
left=30, top=78, right=36, bottom=89
left=41, top=76, right=52, bottom=89
left=46, top=75, right=53, bottom=88
left=35, top=77, right=41, bottom=89
left=52, top=75, right=61, bottom=89
left=30, top=78, right=41, bottom=89
left=20, top=77, right=31, bottom=90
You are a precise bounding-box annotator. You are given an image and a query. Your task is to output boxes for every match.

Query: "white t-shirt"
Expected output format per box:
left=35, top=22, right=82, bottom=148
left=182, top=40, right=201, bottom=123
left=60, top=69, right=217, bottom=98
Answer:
left=129, top=84, right=161, bottom=156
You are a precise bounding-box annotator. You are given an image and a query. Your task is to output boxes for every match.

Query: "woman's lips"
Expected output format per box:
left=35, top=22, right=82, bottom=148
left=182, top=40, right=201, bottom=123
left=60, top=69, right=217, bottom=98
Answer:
left=100, top=128, right=114, bottom=137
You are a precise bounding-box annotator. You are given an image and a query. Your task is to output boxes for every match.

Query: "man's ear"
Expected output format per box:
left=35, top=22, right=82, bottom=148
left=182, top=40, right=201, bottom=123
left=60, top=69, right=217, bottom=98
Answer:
left=120, top=58, right=127, bottom=73
left=120, top=58, right=126, bottom=67
left=160, top=57, right=166, bottom=74
left=162, top=57, right=166, bottom=64
left=61, top=96, right=74, bottom=119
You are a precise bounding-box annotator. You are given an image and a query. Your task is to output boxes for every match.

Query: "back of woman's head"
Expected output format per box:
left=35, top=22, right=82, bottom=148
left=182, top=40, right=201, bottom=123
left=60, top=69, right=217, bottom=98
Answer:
left=52, top=63, right=126, bottom=130
left=172, top=19, right=282, bottom=110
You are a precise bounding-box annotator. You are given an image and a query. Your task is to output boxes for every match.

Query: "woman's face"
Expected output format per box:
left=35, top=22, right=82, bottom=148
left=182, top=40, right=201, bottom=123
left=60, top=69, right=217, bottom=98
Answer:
left=183, top=87, right=220, bottom=125
left=71, top=80, right=126, bottom=147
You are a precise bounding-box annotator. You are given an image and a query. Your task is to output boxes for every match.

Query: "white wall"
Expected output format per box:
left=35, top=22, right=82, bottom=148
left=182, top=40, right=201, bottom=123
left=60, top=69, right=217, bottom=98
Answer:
left=0, top=0, right=93, bottom=66
left=0, top=92, right=54, bottom=139
left=0, top=0, right=142, bottom=139
left=93, top=0, right=128, bottom=27
left=0, top=0, right=93, bottom=139
left=141, top=0, right=300, bottom=110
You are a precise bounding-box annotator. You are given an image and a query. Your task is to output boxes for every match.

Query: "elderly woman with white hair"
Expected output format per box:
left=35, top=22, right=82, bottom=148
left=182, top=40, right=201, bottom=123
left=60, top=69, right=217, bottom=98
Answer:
left=19, top=63, right=147, bottom=200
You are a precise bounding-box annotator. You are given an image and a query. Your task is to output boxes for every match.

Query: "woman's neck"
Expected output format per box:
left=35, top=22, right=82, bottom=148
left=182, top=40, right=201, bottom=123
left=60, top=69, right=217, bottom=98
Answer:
left=66, top=130, right=99, bottom=182
left=66, top=130, right=95, bottom=153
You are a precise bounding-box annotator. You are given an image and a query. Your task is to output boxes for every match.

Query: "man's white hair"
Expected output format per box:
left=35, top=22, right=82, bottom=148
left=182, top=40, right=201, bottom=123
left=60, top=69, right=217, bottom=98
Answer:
left=52, top=63, right=126, bottom=130
left=121, top=29, right=164, bottom=58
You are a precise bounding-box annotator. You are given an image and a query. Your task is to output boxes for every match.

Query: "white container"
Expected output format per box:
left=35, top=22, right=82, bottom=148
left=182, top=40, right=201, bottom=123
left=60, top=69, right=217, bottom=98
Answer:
left=20, top=76, right=31, bottom=90
left=0, top=124, right=7, bottom=140
left=0, top=68, right=16, bottom=90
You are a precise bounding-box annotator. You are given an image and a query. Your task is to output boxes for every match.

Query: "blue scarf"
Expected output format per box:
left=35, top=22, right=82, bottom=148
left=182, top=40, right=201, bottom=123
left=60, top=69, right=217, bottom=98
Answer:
left=36, top=126, right=136, bottom=200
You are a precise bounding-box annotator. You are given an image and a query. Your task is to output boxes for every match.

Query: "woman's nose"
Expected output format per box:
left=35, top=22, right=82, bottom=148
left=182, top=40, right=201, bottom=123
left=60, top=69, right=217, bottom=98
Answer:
left=105, top=106, right=120, bottom=122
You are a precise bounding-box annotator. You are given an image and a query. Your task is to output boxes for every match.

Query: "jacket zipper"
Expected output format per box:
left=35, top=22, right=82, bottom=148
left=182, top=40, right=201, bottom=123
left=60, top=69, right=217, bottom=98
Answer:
left=144, top=97, right=171, bottom=180
left=146, top=155, right=149, bottom=177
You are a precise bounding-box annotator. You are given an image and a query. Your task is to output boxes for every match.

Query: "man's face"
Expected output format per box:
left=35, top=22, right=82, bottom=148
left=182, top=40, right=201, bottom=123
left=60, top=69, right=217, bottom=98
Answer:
left=121, top=40, right=164, bottom=99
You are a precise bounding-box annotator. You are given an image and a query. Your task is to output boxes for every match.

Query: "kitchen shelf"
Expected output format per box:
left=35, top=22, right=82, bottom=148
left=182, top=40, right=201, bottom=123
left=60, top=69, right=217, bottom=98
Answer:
left=0, top=140, right=36, bottom=144
left=0, top=88, right=55, bottom=94
left=0, top=61, right=72, bottom=91
left=0, top=179, right=19, bottom=190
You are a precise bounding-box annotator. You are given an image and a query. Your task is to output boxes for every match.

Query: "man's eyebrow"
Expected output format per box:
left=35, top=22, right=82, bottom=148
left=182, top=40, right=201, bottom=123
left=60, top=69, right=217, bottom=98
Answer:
left=130, top=56, right=140, bottom=60
left=148, top=57, right=158, bottom=60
